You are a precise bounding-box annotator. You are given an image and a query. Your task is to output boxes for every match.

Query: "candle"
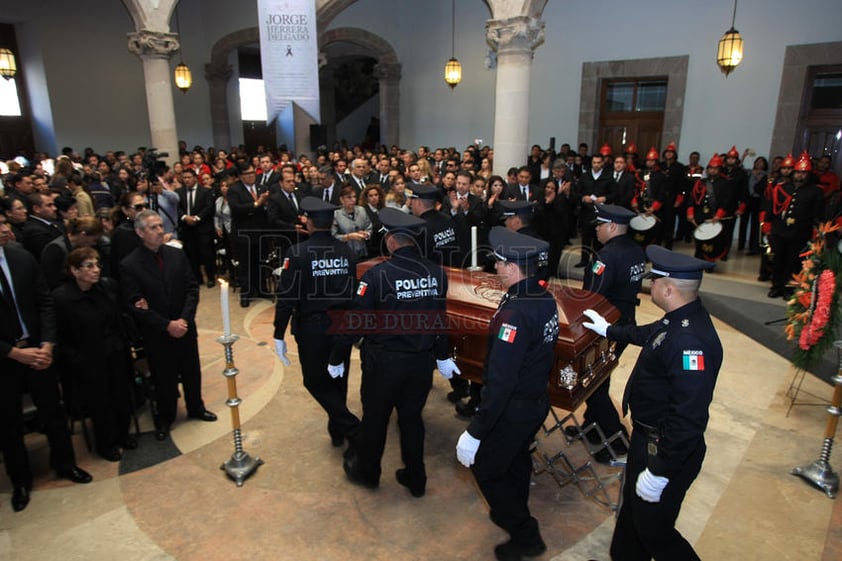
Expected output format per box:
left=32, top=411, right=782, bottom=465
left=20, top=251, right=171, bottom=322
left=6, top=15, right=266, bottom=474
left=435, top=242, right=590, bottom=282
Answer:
left=470, top=226, right=478, bottom=269
left=220, top=279, right=231, bottom=337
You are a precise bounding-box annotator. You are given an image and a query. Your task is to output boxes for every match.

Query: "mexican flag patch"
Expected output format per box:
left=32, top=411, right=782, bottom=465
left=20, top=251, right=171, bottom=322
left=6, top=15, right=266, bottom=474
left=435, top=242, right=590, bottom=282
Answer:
left=592, top=260, right=606, bottom=275
left=682, top=350, right=705, bottom=371
left=498, top=323, right=518, bottom=343
left=356, top=282, right=368, bottom=296
left=282, top=257, right=290, bottom=270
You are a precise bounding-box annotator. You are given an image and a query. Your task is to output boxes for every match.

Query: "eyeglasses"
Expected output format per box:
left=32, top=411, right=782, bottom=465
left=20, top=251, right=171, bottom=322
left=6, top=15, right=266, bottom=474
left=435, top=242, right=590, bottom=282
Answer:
left=132, top=204, right=148, bottom=210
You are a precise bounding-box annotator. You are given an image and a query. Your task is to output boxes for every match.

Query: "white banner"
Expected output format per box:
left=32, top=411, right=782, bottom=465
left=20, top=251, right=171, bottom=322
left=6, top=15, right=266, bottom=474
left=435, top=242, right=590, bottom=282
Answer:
left=257, top=0, right=321, bottom=125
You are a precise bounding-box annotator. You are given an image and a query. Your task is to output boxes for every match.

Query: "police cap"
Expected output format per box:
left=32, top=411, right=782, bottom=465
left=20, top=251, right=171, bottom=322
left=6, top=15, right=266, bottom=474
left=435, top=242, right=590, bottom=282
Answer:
left=300, top=196, right=338, bottom=217
left=593, top=203, right=636, bottom=225
left=646, top=245, right=714, bottom=280
left=407, top=183, right=441, bottom=200
left=498, top=199, right=536, bottom=218
left=378, top=207, right=425, bottom=235
left=489, top=226, right=549, bottom=264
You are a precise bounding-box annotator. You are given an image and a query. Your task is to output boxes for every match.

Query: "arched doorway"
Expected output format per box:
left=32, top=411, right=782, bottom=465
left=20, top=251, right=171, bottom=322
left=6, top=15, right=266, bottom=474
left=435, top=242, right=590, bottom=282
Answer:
left=205, top=26, right=400, bottom=152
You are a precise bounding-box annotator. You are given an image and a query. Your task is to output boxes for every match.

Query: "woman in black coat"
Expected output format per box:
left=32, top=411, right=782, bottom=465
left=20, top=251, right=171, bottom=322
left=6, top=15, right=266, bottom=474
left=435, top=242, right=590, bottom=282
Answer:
left=52, top=247, right=135, bottom=461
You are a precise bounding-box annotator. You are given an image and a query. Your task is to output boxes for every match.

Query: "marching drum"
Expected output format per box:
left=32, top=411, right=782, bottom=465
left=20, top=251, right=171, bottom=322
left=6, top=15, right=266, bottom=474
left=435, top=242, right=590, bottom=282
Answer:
left=694, top=221, right=728, bottom=262
left=629, top=214, right=657, bottom=247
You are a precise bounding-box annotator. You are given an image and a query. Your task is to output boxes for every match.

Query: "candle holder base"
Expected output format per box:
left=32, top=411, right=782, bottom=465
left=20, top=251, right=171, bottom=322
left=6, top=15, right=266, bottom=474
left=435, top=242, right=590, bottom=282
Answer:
left=221, top=451, right=264, bottom=487
left=466, top=266, right=484, bottom=272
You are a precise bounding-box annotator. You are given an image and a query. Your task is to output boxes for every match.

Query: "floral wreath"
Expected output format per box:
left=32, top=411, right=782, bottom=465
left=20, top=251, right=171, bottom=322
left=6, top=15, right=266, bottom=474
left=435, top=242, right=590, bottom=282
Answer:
left=785, top=222, right=842, bottom=370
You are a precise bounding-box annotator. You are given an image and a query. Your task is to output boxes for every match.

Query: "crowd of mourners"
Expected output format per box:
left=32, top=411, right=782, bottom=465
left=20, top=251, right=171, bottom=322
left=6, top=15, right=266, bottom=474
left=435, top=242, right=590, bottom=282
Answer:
left=1, top=138, right=840, bottom=511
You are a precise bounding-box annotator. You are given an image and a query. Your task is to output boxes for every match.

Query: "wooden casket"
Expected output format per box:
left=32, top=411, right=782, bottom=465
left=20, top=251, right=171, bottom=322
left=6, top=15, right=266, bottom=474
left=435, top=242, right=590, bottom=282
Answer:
left=356, top=259, right=620, bottom=412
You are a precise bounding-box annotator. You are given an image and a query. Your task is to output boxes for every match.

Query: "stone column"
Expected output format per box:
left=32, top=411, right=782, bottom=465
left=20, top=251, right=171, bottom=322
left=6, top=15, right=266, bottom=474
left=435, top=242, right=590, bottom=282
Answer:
left=486, top=16, right=544, bottom=174
left=205, top=62, right=233, bottom=151
left=373, top=62, right=401, bottom=149
left=128, top=30, right=181, bottom=165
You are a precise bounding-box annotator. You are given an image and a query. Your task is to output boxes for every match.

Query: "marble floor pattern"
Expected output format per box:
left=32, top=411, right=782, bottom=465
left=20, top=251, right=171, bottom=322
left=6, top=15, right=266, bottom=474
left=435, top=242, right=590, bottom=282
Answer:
left=1, top=243, right=841, bottom=561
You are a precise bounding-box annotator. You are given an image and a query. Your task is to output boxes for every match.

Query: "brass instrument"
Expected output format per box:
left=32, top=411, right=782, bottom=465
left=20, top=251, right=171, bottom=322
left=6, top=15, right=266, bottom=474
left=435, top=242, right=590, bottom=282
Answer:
left=759, top=222, right=774, bottom=261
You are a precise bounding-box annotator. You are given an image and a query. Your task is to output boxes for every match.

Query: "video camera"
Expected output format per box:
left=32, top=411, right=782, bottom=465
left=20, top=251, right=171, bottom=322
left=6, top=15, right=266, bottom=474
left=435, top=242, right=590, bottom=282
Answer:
left=141, top=147, right=169, bottom=178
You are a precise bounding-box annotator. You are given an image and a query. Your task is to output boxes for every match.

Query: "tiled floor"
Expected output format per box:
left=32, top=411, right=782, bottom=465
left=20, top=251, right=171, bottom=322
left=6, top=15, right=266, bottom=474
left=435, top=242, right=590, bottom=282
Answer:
left=1, top=242, right=840, bottom=561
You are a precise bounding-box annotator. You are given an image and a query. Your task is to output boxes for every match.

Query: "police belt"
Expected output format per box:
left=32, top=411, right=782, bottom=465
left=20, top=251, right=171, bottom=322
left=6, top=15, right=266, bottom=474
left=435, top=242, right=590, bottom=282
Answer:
left=633, top=420, right=661, bottom=440
left=13, top=338, right=30, bottom=348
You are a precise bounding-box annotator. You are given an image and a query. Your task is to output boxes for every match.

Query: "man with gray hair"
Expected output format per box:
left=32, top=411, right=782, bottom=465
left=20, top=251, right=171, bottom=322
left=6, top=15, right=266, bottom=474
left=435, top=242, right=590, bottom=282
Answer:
left=120, top=210, right=217, bottom=441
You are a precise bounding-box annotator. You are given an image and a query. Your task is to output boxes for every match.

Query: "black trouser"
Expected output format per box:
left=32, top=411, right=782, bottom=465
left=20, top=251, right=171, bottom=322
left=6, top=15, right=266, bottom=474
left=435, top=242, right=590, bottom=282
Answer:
left=739, top=197, right=761, bottom=251
left=472, top=399, right=549, bottom=547
left=355, top=344, right=433, bottom=489
left=182, top=229, right=217, bottom=284
left=582, top=342, right=628, bottom=439
left=82, top=350, right=132, bottom=451
left=770, top=234, right=808, bottom=291
left=610, top=429, right=705, bottom=561
left=295, top=319, right=360, bottom=442
left=1, top=356, right=77, bottom=488
left=579, top=223, right=602, bottom=263
left=234, top=229, right=266, bottom=298
left=144, top=334, right=205, bottom=428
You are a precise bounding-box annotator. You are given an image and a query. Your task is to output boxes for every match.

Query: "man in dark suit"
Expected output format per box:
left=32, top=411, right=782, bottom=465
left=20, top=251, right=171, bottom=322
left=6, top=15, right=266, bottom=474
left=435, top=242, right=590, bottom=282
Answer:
left=574, top=153, right=613, bottom=266
left=257, top=154, right=281, bottom=190
left=539, top=159, right=575, bottom=274
left=504, top=166, right=538, bottom=201
left=311, top=166, right=343, bottom=205
left=0, top=214, right=92, bottom=513
left=120, top=210, right=217, bottom=441
left=448, top=170, right=487, bottom=267
left=611, top=155, right=637, bottom=210
left=267, top=173, right=308, bottom=262
left=227, top=165, right=270, bottom=306
left=22, top=193, right=63, bottom=261
left=177, top=168, right=217, bottom=288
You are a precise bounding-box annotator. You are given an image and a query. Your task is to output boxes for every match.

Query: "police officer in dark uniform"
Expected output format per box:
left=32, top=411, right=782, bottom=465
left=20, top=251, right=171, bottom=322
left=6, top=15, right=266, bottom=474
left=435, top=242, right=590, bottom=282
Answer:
left=456, top=227, right=559, bottom=561
left=273, top=197, right=361, bottom=447
left=455, top=201, right=550, bottom=419
left=409, top=183, right=461, bottom=267
left=765, top=152, right=823, bottom=299
left=329, top=208, right=458, bottom=497
left=582, top=245, right=723, bottom=561
left=408, top=183, right=469, bottom=401
left=574, top=204, right=645, bottom=463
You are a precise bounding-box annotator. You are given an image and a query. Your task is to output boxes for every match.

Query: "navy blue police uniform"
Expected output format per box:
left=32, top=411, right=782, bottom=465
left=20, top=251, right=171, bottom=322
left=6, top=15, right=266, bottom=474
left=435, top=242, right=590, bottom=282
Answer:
left=274, top=197, right=361, bottom=447
left=604, top=245, right=722, bottom=561
left=580, top=204, right=646, bottom=459
left=330, top=208, right=449, bottom=496
left=410, top=183, right=462, bottom=268
left=466, top=227, right=559, bottom=559
left=410, top=183, right=468, bottom=401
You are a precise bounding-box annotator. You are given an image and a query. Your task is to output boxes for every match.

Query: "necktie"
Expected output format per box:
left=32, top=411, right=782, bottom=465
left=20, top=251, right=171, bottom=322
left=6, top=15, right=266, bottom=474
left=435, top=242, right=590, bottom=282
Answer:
left=521, top=186, right=528, bottom=199
left=0, top=254, right=23, bottom=340
left=262, top=174, right=268, bottom=186
left=288, top=192, right=298, bottom=210
left=323, top=188, right=330, bottom=201
left=187, top=188, right=194, bottom=215
left=155, top=252, right=164, bottom=273
left=248, top=185, right=257, bottom=200
left=614, top=172, right=620, bottom=181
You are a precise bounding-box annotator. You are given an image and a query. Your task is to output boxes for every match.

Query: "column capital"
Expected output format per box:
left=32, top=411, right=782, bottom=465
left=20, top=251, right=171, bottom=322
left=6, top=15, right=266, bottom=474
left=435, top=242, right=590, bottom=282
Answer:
left=204, top=62, right=234, bottom=83
left=127, top=29, right=180, bottom=59
left=373, top=62, right=402, bottom=83
left=486, top=16, right=545, bottom=56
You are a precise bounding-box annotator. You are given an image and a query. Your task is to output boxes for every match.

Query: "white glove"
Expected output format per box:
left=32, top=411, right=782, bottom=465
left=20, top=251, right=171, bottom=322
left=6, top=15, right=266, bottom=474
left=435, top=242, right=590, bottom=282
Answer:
left=274, top=339, right=291, bottom=366
left=436, top=358, right=461, bottom=380
left=635, top=468, right=669, bottom=503
left=582, top=308, right=610, bottom=337
left=456, top=430, right=481, bottom=468
left=327, top=363, right=345, bottom=379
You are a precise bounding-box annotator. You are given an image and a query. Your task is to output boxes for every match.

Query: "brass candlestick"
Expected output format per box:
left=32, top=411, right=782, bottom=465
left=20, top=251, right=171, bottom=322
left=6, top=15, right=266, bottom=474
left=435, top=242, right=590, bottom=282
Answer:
left=791, top=340, right=842, bottom=498
left=218, top=334, right=263, bottom=486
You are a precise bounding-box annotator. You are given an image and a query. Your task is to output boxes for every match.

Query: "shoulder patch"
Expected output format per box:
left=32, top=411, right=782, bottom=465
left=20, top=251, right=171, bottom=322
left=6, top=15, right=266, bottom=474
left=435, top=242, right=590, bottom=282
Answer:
left=356, top=281, right=368, bottom=296
left=498, top=323, right=518, bottom=343
left=592, top=260, right=606, bottom=276
left=682, top=350, right=705, bottom=371
left=681, top=319, right=690, bottom=328
left=652, top=332, right=667, bottom=348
